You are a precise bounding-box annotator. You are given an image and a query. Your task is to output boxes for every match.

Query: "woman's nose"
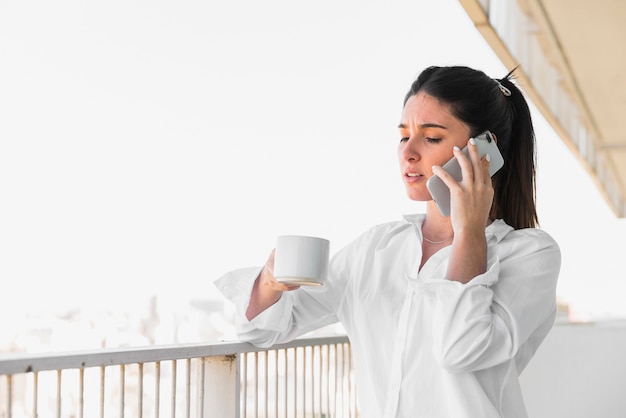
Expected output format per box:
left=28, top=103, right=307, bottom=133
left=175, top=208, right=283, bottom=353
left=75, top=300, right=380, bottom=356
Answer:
left=400, top=137, right=421, bottom=161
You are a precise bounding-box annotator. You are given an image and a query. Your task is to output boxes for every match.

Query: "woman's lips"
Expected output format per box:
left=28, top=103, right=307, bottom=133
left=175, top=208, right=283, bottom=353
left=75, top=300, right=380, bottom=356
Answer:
left=404, top=172, right=425, bottom=183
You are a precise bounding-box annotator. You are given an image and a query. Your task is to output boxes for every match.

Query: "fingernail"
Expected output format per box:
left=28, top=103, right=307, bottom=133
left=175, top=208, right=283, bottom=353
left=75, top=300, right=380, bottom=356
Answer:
left=453, top=146, right=460, bottom=151
left=469, top=137, right=476, bottom=145
left=486, top=153, right=491, bottom=162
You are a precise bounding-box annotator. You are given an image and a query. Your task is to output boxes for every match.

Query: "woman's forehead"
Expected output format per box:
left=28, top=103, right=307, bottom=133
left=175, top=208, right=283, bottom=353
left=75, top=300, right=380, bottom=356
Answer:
left=401, top=92, right=458, bottom=127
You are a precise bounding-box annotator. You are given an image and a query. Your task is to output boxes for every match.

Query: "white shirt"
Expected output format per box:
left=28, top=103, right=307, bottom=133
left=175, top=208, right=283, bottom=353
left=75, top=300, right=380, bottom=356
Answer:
left=214, top=214, right=561, bottom=417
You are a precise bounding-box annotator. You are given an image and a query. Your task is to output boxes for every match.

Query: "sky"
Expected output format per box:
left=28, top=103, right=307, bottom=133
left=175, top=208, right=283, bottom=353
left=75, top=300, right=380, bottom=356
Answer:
left=1, top=0, right=625, bottom=339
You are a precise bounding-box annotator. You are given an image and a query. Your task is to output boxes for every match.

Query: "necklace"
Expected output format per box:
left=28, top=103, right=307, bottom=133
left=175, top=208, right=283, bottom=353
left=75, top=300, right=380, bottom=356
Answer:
left=422, top=235, right=453, bottom=245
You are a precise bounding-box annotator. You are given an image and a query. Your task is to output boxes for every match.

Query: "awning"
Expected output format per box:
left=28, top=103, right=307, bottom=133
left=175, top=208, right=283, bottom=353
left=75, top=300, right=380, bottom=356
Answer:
left=459, top=0, right=626, bottom=217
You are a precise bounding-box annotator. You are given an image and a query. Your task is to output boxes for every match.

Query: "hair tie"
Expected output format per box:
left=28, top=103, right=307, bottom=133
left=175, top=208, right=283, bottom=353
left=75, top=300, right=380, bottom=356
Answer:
left=497, top=80, right=511, bottom=97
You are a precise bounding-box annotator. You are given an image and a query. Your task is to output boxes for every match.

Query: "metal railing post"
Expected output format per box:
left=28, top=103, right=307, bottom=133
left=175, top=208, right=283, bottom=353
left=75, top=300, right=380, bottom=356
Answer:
left=200, top=355, right=239, bottom=418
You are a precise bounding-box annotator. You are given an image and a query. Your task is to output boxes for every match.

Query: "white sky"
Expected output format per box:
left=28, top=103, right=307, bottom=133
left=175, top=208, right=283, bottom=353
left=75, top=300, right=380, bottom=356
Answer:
left=1, top=0, right=625, bottom=334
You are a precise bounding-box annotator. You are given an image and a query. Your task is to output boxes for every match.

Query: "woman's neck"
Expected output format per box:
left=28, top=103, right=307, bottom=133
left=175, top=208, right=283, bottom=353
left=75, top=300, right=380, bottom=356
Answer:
left=422, top=202, right=454, bottom=242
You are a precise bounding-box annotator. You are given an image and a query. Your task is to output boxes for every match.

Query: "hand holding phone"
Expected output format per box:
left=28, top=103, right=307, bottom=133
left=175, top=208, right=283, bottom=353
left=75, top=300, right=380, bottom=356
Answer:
left=426, top=130, right=504, bottom=217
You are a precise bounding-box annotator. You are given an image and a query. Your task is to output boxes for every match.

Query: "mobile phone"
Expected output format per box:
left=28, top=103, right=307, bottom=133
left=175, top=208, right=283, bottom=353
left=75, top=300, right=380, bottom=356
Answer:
left=426, top=130, right=504, bottom=217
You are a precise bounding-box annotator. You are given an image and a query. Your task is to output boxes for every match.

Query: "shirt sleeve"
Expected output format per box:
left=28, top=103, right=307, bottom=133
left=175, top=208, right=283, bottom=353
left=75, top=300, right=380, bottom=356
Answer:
left=213, top=260, right=346, bottom=348
left=418, top=228, right=561, bottom=374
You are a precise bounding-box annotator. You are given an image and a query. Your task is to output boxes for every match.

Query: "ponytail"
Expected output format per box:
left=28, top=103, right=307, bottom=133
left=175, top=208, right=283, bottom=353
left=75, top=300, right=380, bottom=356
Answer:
left=490, top=71, right=538, bottom=229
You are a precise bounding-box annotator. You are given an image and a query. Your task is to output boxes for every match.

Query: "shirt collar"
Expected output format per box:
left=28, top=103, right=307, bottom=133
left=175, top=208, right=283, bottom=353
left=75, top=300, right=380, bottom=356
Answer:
left=486, top=219, right=514, bottom=243
left=400, top=213, right=513, bottom=243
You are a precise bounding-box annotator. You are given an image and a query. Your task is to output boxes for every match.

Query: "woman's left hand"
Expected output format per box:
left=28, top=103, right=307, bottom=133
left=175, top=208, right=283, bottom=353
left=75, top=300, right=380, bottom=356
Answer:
left=432, top=137, right=494, bottom=232
left=431, top=138, right=493, bottom=283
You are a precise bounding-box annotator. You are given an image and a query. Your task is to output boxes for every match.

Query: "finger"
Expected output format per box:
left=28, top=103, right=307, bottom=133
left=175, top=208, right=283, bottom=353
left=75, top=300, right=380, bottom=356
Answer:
left=261, top=266, right=301, bottom=291
left=266, top=249, right=276, bottom=277
left=467, top=137, right=483, bottom=184
left=431, top=163, right=457, bottom=188
left=264, top=249, right=301, bottom=291
left=453, top=144, right=474, bottom=183
left=482, top=153, right=492, bottom=186
left=267, top=280, right=301, bottom=292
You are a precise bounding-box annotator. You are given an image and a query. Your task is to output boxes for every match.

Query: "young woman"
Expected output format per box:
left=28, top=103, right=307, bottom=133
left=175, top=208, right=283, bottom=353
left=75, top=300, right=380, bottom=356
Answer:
left=215, top=65, right=561, bottom=417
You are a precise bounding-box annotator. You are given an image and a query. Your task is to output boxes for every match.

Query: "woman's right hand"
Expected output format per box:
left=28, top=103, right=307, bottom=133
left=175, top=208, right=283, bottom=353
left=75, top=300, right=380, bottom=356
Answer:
left=245, top=249, right=300, bottom=320
left=260, top=249, right=302, bottom=292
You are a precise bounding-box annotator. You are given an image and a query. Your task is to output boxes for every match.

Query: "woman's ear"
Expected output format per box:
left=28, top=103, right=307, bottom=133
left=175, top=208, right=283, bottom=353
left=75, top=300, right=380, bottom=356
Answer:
left=491, top=133, right=498, bottom=143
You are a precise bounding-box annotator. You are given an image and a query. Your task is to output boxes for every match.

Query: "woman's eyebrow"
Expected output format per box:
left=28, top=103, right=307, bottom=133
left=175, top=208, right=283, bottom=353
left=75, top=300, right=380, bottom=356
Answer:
left=397, top=123, right=448, bottom=129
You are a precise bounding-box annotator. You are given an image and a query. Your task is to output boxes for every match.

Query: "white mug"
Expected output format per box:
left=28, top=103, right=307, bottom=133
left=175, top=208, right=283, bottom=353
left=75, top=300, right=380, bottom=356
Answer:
left=274, top=235, right=330, bottom=286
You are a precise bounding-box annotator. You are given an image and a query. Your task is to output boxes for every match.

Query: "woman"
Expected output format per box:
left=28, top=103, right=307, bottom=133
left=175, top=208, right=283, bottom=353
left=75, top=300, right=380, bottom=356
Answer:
left=215, top=66, right=561, bottom=417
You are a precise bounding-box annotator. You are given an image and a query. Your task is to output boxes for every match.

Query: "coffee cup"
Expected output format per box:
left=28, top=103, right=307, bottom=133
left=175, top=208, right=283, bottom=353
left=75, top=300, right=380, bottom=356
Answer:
left=274, top=235, right=330, bottom=286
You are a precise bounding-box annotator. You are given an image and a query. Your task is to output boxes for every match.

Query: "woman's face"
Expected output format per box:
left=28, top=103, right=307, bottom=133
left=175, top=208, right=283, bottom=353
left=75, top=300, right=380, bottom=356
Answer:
left=398, top=92, right=472, bottom=202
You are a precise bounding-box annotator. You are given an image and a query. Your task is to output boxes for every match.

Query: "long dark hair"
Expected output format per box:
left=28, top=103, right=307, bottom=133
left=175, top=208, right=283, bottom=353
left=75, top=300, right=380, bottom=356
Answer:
left=404, top=66, right=538, bottom=229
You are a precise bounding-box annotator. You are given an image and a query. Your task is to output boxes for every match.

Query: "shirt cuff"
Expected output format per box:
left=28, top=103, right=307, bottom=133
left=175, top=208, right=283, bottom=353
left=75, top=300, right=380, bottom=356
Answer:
left=213, top=266, right=294, bottom=332
left=249, top=292, right=294, bottom=332
left=213, top=266, right=262, bottom=314
left=464, top=258, right=500, bottom=287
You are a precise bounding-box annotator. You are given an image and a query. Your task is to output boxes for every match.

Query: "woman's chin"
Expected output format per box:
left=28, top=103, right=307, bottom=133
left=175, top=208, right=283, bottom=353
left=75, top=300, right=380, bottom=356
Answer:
left=404, top=190, right=432, bottom=202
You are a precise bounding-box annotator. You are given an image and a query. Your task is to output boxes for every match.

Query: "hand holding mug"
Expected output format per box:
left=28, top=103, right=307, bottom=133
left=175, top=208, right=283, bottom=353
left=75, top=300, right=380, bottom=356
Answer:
left=259, top=249, right=302, bottom=292
left=274, top=235, right=330, bottom=287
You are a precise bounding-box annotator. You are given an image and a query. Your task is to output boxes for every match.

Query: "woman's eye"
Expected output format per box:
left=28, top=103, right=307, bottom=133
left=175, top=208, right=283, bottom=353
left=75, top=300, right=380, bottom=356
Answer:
left=400, top=137, right=409, bottom=143
left=426, top=137, right=443, bottom=143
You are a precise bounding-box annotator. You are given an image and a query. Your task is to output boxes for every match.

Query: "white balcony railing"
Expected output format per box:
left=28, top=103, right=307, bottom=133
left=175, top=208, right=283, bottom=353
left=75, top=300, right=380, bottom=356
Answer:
left=0, top=335, right=358, bottom=418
